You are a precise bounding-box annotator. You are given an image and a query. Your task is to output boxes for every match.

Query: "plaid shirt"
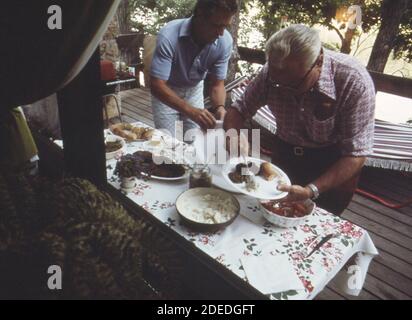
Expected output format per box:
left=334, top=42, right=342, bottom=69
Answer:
left=233, top=49, right=376, bottom=156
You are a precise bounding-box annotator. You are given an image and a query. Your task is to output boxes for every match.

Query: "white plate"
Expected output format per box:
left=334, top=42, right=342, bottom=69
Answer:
left=139, top=154, right=189, bottom=181
left=222, top=157, right=291, bottom=200
left=209, top=164, right=241, bottom=194
left=141, top=169, right=189, bottom=181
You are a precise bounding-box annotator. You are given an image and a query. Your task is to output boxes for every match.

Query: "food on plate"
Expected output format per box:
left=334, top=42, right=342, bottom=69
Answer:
left=186, top=194, right=237, bottom=224
left=105, top=140, right=123, bottom=153
left=259, top=162, right=279, bottom=181
left=228, top=162, right=253, bottom=184
left=261, top=201, right=309, bottom=218
left=228, top=161, right=259, bottom=191
left=152, top=163, right=186, bottom=178
left=110, top=123, right=154, bottom=141
left=244, top=175, right=259, bottom=192
left=132, top=150, right=185, bottom=178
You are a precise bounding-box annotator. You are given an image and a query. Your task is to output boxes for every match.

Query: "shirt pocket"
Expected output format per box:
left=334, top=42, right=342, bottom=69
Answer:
left=304, top=111, right=336, bottom=144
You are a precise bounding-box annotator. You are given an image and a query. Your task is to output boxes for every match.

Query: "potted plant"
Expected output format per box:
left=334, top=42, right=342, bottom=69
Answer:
left=114, top=154, right=137, bottom=190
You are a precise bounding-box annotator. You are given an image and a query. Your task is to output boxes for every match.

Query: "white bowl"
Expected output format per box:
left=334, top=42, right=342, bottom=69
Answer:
left=260, top=199, right=315, bottom=228
left=105, top=134, right=126, bottom=160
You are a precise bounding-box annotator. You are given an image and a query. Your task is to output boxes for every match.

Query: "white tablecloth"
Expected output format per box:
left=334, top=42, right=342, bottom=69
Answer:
left=106, top=123, right=379, bottom=300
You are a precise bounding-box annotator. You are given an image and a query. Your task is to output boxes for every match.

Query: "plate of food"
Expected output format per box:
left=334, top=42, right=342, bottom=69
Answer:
left=105, top=134, right=126, bottom=160
left=222, top=157, right=291, bottom=200
left=176, top=187, right=240, bottom=232
left=110, top=123, right=154, bottom=141
left=132, top=150, right=189, bottom=181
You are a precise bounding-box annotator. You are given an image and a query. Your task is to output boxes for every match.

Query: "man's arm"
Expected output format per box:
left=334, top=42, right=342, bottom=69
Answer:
left=151, top=77, right=216, bottom=130
left=279, top=156, right=365, bottom=201
left=208, top=76, right=226, bottom=120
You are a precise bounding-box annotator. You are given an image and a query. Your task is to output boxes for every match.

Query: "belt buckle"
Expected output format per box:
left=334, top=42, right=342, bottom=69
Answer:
left=294, top=146, right=304, bottom=156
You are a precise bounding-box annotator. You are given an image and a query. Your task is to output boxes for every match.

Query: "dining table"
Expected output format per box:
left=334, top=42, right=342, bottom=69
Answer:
left=105, top=122, right=379, bottom=300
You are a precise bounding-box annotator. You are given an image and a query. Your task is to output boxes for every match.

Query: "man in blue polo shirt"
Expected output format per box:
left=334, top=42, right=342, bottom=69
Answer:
left=150, top=0, right=238, bottom=139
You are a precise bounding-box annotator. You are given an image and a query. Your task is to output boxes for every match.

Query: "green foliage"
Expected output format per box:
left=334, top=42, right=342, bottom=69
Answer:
left=129, top=0, right=196, bottom=34
left=393, top=2, right=412, bottom=63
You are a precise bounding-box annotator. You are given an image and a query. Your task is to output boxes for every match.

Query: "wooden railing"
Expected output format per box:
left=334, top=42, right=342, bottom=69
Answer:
left=238, top=46, right=412, bottom=99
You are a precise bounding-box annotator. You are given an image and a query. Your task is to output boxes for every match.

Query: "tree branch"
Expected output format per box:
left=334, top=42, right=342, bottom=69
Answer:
left=326, top=23, right=344, bottom=43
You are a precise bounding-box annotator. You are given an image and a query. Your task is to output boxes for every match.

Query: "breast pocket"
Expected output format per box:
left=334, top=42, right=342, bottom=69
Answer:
left=305, top=112, right=337, bottom=144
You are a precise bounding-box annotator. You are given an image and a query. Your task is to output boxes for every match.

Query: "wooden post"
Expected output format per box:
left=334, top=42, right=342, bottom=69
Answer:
left=57, top=49, right=106, bottom=186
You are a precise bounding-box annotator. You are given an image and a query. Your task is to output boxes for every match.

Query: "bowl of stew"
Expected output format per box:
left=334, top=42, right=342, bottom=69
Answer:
left=259, top=199, right=315, bottom=228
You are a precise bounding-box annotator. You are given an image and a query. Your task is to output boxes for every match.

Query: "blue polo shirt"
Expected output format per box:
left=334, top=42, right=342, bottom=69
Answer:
left=151, top=17, right=233, bottom=88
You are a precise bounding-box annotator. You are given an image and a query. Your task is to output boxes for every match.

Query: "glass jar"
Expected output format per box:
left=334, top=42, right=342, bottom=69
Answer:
left=189, top=164, right=212, bottom=189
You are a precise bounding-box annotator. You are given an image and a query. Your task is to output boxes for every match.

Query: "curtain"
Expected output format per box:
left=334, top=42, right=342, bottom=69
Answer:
left=0, top=0, right=121, bottom=112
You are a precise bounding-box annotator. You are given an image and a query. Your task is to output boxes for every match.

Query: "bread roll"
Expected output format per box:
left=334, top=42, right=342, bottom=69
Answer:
left=112, top=127, right=137, bottom=141
left=260, top=162, right=278, bottom=181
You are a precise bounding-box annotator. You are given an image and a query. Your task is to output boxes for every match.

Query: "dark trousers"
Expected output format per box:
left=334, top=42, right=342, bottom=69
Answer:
left=270, top=138, right=360, bottom=215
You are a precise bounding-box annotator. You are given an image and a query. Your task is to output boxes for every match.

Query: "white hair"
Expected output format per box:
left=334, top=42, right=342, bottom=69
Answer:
left=265, top=24, right=321, bottom=71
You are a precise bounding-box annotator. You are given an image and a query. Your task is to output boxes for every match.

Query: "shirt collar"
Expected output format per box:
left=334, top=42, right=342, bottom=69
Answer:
left=179, top=16, right=219, bottom=46
left=179, top=17, right=192, bottom=38
left=313, top=49, right=336, bottom=100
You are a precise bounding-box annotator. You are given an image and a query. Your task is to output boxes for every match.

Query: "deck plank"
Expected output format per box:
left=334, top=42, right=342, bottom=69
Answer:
left=351, top=194, right=412, bottom=227
left=342, top=209, right=412, bottom=249
left=347, top=201, right=412, bottom=236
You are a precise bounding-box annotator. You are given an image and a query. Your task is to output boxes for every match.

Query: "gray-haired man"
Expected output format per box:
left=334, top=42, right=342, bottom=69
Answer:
left=224, top=24, right=376, bottom=215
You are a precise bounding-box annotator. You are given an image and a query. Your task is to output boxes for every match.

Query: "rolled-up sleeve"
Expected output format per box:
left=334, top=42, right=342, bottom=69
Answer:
left=338, top=74, right=375, bottom=157
left=209, top=39, right=233, bottom=80
left=232, top=65, right=268, bottom=120
left=150, top=34, right=174, bottom=81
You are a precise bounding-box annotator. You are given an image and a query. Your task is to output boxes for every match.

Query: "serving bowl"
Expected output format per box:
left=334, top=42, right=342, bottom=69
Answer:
left=176, top=187, right=240, bottom=232
left=105, top=134, right=126, bottom=160
left=259, top=199, right=315, bottom=228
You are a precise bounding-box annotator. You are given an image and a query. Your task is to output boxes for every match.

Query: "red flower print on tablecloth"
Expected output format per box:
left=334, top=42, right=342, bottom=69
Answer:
left=350, top=229, right=363, bottom=239
left=132, top=182, right=151, bottom=196
left=321, top=257, right=336, bottom=272
left=159, top=202, right=175, bottom=210
left=340, top=221, right=354, bottom=234
left=303, top=236, right=317, bottom=247
left=201, top=235, right=211, bottom=245
left=301, top=225, right=312, bottom=233
left=290, top=251, right=306, bottom=262
left=299, top=277, right=314, bottom=293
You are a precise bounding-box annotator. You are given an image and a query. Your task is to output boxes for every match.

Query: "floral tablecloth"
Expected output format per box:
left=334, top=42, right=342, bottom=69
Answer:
left=106, top=123, right=379, bottom=300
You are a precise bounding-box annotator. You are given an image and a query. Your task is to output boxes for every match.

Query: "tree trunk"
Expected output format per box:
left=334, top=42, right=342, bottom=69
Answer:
left=367, top=0, right=408, bottom=73
left=340, top=27, right=355, bottom=54
left=225, top=0, right=241, bottom=106
left=340, top=0, right=364, bottom=54
left=117, top=0, right=131, bottom=34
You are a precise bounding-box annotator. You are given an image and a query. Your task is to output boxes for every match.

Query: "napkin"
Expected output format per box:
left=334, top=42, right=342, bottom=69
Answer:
left=240, top=254, right=304, bottom=295
left=192, top=123, right=227, bottom=165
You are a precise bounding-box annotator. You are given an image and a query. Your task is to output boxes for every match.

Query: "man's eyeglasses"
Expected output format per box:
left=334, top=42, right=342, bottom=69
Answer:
left=269, top=49, right=322, bottom=92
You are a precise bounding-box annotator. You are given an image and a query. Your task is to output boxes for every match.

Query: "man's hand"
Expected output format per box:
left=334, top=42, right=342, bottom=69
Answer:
left=189, top=108, right=216, bottom=130
left=277, top=183, right=313, bottom=203
left=214, top=106, right=227, bottom=120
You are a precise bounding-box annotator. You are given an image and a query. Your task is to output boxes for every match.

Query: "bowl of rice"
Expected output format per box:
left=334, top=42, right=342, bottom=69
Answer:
left=176, top=188, right=240, bottom=232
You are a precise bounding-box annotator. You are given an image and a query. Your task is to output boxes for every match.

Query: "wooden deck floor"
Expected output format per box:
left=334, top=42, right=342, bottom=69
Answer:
left=119, top=88, right=412, bottom=300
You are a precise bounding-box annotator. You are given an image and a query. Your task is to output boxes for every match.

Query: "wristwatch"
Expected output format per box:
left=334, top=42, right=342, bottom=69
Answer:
left=306, top=183, right=320, bottom=200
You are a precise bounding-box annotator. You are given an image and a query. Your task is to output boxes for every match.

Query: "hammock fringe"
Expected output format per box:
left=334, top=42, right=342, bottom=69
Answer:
left=365, top=157, right=412, bottom=172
